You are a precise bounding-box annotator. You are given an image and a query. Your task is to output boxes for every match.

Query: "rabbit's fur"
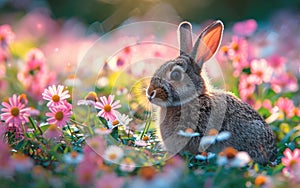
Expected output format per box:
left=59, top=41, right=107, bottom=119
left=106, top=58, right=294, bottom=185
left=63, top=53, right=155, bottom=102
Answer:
left=146, top=21, right=277, bottom=165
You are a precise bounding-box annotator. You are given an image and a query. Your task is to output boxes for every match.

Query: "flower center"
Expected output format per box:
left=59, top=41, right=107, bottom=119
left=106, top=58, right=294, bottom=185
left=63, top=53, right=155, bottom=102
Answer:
left=255, top=175, right=267, bottom=186
left=70, top=151, right=78, bottom=158
left=103, top=104, right=112, bottom=112
left=52, top=95, right=60, bottom=102
left=48, top=124, right=58, bottom=131
left=109, top=153, right=117, bottom=161
left=55, top=111, right=64, bottom=121
left=112, top=120, right=119, bottom=126
left=10, top=107, right=20, bottom=117
left=232, top=42, right=239, bottom=51
left=185, top=128, right=194, bottom=133
left=290, top=159, right=298, bottom=167
left=208, top=128, right=219, bottom=136
left=223, top=147, right=238, bottom=159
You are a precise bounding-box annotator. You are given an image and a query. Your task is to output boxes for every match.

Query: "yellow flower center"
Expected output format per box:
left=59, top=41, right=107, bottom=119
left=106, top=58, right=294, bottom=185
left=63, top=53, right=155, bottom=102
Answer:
left=85, top=91, right=98, bottom=102
left=52, top=94, right=60, bottom=102
left=108, top=153, right=117, bottom=161
left=104, top=104, right=112, bottom=112
left=139, top=166, right=157, bottom=181
left=11, top=107, right=20, bottom=117
left=143, top=136, right=150, bottom=141
left=185, top=128, right=194, bottom=133
left=112, top=120, right=119, bottom=126
left=208, top=128, right=219, bottom=136
left=289, top=159, right=298, bottom=167
left=70, top=151, right=78, bottom=158
left=223, top=147, right=238, bottom=159
left=232, top=42, right=239, bottom=51
left=55, top=111, right=64, bottom=121
left=48, top=124, right=58, bottom=131
left=255, top=175, right=267, bottom=186
left=18, top=94, right=27, bottom=104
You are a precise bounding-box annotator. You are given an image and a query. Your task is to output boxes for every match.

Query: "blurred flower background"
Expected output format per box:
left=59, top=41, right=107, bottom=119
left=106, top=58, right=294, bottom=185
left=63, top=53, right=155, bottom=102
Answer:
left=0, top=0, right=299, bottom=187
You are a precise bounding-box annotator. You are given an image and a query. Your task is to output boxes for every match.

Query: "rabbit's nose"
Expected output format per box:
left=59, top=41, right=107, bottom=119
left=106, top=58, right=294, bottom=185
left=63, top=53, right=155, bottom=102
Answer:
left=146, top=87, right=156, bottom=101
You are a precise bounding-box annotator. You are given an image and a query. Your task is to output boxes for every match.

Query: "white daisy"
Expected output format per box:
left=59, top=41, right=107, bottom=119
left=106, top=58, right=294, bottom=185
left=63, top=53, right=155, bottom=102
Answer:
left=200, top=129, right=231, bottom=147
left=104, top=145, right=124, bottom=163
left=195, top=152, right=216, bottom=161
left=217, top=147, right=251, bottom=167
left=177, top=128, right=200, bottom=137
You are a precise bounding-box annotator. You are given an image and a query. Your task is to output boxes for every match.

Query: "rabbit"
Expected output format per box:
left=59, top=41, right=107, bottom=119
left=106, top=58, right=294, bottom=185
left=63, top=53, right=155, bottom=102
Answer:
left=146, top=20, right=277, bottom=165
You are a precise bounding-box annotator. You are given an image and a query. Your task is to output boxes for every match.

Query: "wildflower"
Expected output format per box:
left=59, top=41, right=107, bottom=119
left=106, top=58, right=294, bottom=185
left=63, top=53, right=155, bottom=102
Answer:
left=217, top=147, right=251, bottom=167
left=267, top=55, right=285, bottom=73
left=270, top=72, right=298, bottom=93
left=177, top=128, right=200, bottom=137
left=95, top=127, right=112, bottom=135
left=1, top=94, right=30, bottom=127
left=135, top=140, right=148, bottom=147
left=281, top=148, right=300, bottom=178
left=76, top=160, right=97, bottom=186
left=195, top=151, right=216, bottom=161
left=103, top=145, right=124, bottom=163
left=120, top=157, right=136, bottom=172
left=0, top=140, right=14, bottom=177
left=238, top=74, right=257, bottom=100
left=139, top=166, right=157, bottom=181
left=233, top=19, right=257, bottom=37
left=85, top=136, right=106, bottom=156
left=95, top=172, right=124, bottom=188
left=63, top=151, right=84, bottom=165
left=95, top=95, right=121, bottom=121
left=45, top=104, right=72, bottom=128
left=77, top=91, right=98, bottom=106
left=0, top=24, right=15, bottom=49
left=43, top=124, right=62, bottom=140
left=254, top=175, right=273, bottom=187
left=11, top=152, right=34, bottom=172
left=25, top=48, right=46, bottom=75
left=42, top=85, right=70, bottom=107
left=250, top=59, right=273, bottom=84
left=200, top=128, right=231, bottom=147
left=275, top=97, right=295, bottom=118
left=108, top=113, right=132, bottom=129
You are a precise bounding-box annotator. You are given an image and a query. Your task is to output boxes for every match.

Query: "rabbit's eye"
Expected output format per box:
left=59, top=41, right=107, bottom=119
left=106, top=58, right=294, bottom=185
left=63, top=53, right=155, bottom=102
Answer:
left=170, top=69, right=182, bottom=81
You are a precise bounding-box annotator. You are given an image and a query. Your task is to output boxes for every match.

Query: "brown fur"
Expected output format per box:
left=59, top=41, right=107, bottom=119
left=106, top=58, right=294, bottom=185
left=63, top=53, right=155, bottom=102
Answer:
left=147, top=21, right=277, bottom=165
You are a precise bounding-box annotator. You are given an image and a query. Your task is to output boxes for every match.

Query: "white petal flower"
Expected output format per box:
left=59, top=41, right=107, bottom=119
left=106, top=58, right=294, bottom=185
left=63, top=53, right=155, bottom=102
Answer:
left=195, top=152, right=216, bottom=160
left=177, top=129, right=200, bottom=137
left=216, top=131, right=231, bottom=141
left=230, top=152, right=251, bottom=167
left=104, top=145, right=124, bottom=163
left=200, top=135, right=217, bottom=146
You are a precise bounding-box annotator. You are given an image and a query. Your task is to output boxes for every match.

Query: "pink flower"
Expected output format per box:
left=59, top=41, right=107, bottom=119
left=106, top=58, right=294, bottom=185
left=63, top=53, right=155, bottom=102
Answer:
left=43, top=124, right=62, bottom=141
left=281, top=148, right=300, bottom=178
left=250, top=59, right=273, bottom=84
left=275, top=97, right=295, bottom=118
left=0, top=139, right=14, bottom=177
left=262, top=99, right=273, bottom=112
left=95, top=173, right=124, bottom=188
left=1, top=94, right=30, bottom=127
left=267, top=55, right=285, bottom=73
left=0, top=24, right=15, bottom=49
left=25, top=48, right=46, bottom=74
left=233, top=19, right=257, bottom=37
left=95, top=95, right=121, bottom=121
left=270, top=72, right=298, bottom=93
left=45, top=103, right=72, bottom=128
left=42, top=85, right=70, bottom=107
left=75, top=160, right=97, bottom=186
left=11, top=152, right=34, bottom=172
left=238, top=74, right=257, bottom=100
left=18, top=49, right=56, bottom=100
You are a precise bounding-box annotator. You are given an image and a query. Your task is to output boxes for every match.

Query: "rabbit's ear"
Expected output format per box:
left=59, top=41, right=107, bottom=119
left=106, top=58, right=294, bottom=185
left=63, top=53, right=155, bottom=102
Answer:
left=178, top=21, right=193, bottom=55
left=191, top=20, right=223, bottom=68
